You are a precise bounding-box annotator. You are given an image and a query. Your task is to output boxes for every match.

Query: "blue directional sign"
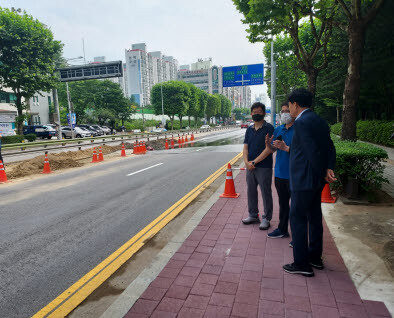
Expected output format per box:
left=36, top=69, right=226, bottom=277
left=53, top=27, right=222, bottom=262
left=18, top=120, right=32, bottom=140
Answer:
left=222, top=63, right=264, bottom=87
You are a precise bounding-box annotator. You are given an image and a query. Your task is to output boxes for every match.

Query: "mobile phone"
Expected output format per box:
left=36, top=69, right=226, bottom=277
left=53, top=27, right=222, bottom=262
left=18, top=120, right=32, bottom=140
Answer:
left=276, top=135, right=283, bottom=141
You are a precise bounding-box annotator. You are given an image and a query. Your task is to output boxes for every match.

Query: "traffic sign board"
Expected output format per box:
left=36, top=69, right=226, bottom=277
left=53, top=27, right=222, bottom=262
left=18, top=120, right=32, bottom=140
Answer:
left=222, top=63, right=264, bottom=87
left=67, top=113, right=76, bottom=128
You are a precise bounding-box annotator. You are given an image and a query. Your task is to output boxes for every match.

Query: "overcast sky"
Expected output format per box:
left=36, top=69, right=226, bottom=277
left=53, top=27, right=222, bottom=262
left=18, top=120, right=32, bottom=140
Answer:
left=2, top=0, right=268, bottom=100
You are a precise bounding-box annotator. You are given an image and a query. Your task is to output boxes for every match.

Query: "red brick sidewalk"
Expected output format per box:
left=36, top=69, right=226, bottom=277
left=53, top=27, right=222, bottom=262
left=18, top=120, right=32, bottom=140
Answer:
left=124, top=171, right=391, bottom=318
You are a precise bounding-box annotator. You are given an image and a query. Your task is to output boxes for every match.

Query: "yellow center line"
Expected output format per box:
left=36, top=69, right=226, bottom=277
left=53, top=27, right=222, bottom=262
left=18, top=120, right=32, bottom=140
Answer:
left=32, top=152, right=243, bottom=318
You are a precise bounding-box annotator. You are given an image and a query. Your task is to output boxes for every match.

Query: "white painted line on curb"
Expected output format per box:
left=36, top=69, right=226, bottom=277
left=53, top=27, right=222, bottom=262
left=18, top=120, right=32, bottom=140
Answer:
left=126, top=163, right=163, bottom=176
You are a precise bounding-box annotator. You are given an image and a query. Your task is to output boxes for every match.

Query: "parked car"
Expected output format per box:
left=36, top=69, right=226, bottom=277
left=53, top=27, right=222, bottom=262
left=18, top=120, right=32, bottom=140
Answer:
left=77, top=125, right=100, bottom=136
left=200, top=125, right=211, bottom=130
left=90, top=125, right=105, bottom=135
left=61, top=127, right=91, bottom=139
left=23, top=125, right=57, bottom=139
left=132, top=129, right=141, bottom=133
left=100, top=126, right=111, bottom=135
left=152, top=128, right=167, bottom=133
left=240, top=123, right=248, bottom=129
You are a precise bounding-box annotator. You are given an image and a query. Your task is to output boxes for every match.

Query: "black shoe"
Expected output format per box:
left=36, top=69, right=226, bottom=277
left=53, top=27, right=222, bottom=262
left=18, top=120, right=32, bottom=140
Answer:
left=283, top=263, right=314, bottom=277
left=309, top=259, right=324, bottom=270
left=242, top=216, right=260, bottom=225
left=267, top=228, right=289, bottom=238
left=289, top=241, right=293, bottom=248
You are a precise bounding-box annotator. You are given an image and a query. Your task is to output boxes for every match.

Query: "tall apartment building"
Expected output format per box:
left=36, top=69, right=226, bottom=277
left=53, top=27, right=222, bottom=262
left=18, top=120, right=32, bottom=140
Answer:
left=222, top=86, right=252, bottom=109
left=124, top=43, right=178, bottom=106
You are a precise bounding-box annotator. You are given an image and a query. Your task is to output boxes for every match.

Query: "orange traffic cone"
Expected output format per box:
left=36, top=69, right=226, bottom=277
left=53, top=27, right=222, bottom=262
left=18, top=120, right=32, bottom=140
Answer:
left=185, top=135, right=188, bottom=143
left=142, top=141, right=147, bottom=154
left=321, top=183, right=337, bottom=203
left=42, top=153, right=52, bottom=174
left=0, top=160, right=8, bottom=183
left=191, top=133, right=194, bottom=141
left=121, top=143, right=127, bottom=157
left=220, top=163, right=240, bottom=198
left=165, top=139, right=169, bottom=150
left=178, top=137, right=182, bottom=148
left=92, top=147, right=99, bottom=163
left=171, top=138, right=175, bottom=149
left=98, top=146, right=104, bottom=161
left=132, top=142, right=137, bottom=154
left=181, top=136, right=184, bottom=144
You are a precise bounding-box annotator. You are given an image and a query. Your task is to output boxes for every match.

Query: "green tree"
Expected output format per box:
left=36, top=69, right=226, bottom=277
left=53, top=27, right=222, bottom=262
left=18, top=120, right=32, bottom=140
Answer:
left=206, top=94, right=220, bottom=123
left=335, top=0, right=387, bottom=140
left=186, top=83, right=199, bottom=127
left=198, top=90, right=208, bottom=125
left=151, top=81, right=189, bottom=130
left=0, top=8, right=63, bottom=133
left=233, top=0, right=335, bottom=97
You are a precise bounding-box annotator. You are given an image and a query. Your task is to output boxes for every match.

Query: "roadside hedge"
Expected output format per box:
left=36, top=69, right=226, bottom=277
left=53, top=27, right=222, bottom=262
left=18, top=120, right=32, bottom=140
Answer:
left=332, top=135, right=388, bottom=193
left=1, top=135, right=24, bottom=144
left=330, top=121, right=394, bottom=147
left=25, top=133, right=37, bottom=142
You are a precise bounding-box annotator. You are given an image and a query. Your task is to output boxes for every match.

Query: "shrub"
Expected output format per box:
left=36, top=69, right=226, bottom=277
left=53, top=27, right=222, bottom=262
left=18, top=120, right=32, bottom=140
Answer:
left=330, top=121, right=394, bottom=147
left=332, top=137, right=388, bottom=193
left=1, top=135, right=25, bottom=144
left=25, top=133, right=37, bottom=142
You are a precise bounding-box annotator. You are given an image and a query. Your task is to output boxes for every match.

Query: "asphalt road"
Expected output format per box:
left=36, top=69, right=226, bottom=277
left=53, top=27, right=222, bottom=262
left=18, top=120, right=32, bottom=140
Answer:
left=0, top=128, right=245, bottom=318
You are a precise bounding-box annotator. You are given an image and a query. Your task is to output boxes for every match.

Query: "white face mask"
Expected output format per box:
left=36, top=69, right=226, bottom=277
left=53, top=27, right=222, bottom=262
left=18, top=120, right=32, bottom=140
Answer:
left=281, top=113, right=293, bottom=124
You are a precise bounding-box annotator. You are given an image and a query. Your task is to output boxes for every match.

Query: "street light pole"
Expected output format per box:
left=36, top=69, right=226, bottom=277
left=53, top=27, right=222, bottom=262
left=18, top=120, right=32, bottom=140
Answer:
left=270, top=41, right=277, bottom=128
left=66, top=82, right=75, bottom=139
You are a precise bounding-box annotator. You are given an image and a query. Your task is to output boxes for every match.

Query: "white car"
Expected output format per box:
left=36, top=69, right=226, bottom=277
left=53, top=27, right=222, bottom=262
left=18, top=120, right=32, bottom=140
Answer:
left=152, top=128, right=167, bottom=133
left=61, top=127, right=91, bottom=138
left=200, top=125, right=210, bottom=129
left=133, top=129, right=141, bottom=133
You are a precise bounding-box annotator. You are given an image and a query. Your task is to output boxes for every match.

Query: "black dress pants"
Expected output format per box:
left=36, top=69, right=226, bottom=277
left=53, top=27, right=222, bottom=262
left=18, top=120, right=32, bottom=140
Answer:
left=290, top=187, right=324, bottom=268
left=274, top=177, right=290, bottom=234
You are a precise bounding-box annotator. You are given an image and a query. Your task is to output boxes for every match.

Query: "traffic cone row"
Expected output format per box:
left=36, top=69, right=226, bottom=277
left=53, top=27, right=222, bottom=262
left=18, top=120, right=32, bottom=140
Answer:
left=42, top=153, right=52, bottom=174
left=220, top=163, right=240, bottom=198
left=133, top=141, right=147, bottom=155
left=0, top=160, right=8, bottom=183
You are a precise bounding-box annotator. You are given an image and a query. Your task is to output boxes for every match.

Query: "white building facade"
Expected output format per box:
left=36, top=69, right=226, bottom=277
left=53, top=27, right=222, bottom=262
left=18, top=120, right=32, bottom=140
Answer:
left=124, top=43, right=178, bottom=106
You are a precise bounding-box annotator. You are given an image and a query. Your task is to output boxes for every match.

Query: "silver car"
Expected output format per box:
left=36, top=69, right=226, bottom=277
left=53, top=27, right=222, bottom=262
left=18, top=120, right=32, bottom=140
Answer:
left=61, top=127, right=91, bottom=138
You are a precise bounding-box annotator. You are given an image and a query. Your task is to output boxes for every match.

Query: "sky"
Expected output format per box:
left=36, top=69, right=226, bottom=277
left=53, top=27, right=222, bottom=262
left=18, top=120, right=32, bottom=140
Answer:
left=2, top=0, right=269, bottom=102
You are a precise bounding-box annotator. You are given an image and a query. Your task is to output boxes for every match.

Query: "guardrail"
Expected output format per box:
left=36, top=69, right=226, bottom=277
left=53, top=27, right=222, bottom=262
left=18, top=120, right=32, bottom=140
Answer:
left=2, top=126, right=236, bottom=157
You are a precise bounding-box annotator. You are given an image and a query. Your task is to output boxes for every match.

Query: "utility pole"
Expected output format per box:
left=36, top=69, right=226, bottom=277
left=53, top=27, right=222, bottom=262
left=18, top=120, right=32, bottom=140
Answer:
left=52, top=88, right=62, bottom=140
left=270, top=41, right=276, bottom=128
left=66, top=82, right=75, bottom=139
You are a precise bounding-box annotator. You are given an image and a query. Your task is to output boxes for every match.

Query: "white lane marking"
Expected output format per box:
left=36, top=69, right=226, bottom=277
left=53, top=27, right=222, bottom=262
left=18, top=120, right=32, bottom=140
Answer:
left=195, top=148, right=205, bottom=152
left=127, top=163, right=163, bottom=176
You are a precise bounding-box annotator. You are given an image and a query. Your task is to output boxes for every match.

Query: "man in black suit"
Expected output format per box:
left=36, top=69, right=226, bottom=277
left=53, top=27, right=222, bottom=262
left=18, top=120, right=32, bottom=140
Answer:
left=283, top=88, right=336, bottom=277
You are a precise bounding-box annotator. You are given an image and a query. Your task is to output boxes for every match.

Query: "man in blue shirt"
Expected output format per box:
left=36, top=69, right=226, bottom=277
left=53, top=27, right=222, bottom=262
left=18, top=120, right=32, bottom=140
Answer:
left=242, top=102, right=274, bottom=230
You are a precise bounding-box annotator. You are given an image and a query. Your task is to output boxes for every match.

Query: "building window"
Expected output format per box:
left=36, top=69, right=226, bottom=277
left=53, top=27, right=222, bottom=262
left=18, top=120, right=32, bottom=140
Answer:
left=0, top=91, right=17, bottom=103
left=47, top=96, right=52, bottom=106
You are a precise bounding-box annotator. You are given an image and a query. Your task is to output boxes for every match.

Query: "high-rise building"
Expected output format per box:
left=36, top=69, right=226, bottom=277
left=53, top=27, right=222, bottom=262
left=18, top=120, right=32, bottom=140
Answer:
left=124, top=43, right=178, bottom=106
left=191, top=58, right=212, bottom=71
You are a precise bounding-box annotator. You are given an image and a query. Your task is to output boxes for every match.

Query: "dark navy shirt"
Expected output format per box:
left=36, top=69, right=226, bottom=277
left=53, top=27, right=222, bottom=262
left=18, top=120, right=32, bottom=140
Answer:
left=243, top=122, right=274, bottom=168
left=272, top=124, right=294, bottom=179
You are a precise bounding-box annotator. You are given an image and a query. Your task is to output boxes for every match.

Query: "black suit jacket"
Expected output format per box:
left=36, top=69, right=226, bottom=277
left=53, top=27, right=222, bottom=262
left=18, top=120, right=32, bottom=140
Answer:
left=289, top=109, right=336, bottom=191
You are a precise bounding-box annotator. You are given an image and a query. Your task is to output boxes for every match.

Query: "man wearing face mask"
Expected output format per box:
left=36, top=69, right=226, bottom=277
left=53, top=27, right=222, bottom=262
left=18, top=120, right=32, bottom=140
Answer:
left=242, top=102, right=274, bottom=230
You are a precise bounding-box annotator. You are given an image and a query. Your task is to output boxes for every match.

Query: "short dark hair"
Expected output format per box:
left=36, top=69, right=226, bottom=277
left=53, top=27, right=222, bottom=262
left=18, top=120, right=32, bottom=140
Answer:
left=251, top=102, right=265, bottom=113
left=287, top=88, right=313, bottom=108
left=281, top=102, right=289, bottom=108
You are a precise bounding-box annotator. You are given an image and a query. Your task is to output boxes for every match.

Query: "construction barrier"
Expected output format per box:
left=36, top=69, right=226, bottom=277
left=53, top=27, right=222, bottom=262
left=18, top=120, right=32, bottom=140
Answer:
left=220, top=163, right=240, bottom=198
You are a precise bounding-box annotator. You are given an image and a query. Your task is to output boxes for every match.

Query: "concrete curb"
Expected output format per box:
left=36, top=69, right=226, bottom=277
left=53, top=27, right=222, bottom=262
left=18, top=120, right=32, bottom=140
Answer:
left=100, top=168, right=243, bottom=318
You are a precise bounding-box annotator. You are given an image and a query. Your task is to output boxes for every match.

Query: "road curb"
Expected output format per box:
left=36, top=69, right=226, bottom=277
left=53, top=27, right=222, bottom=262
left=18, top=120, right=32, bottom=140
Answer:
left=100, top=164, right=244, bottom=318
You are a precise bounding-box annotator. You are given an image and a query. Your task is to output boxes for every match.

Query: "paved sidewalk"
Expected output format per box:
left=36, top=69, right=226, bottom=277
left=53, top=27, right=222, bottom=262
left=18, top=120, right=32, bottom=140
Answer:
left=124, top=171, right=392, bottom=318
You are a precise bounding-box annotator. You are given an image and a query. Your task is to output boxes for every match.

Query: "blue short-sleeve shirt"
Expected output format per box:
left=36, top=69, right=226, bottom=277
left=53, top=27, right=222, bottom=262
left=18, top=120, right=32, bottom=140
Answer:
left=272, top=124, right=294, bottom=179
left=243, top=122, right=274, bottom=168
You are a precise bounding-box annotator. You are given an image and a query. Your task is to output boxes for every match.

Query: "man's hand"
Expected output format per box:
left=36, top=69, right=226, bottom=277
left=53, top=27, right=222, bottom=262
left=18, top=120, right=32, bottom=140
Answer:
left=246, top=161, right=255, bottom=171
left=265, top=134, right=274, bottom=149
left=325, top=169, right=337, bottom=183
left=273, top=140, right=288, bottom=151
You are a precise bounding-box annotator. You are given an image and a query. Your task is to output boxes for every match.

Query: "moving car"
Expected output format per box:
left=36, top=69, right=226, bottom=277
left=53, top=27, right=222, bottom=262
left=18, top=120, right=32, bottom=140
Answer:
left=61, top=127, right=91, bottom=138
left=23, top=125, right=57, bottom=139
